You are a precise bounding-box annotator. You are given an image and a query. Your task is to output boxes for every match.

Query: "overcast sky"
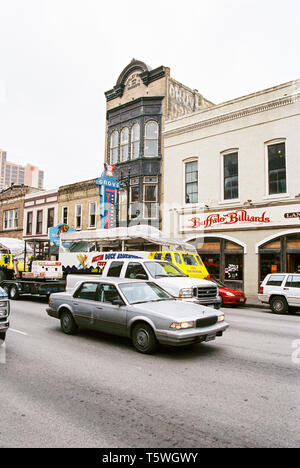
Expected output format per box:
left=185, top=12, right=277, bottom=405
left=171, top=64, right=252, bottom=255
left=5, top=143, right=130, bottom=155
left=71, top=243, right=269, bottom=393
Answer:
left=0, top=0, right=299, bottom=190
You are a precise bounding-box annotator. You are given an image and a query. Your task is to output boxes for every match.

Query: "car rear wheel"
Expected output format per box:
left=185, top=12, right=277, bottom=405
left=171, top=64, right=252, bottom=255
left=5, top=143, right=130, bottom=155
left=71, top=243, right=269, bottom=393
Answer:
left=9, top=285, right=19, bottom=300
left=132, top=322, right=158, bottom=354
left=270, top=296, right=288, bottom=314
left=60, top=310, right=78, bottom=335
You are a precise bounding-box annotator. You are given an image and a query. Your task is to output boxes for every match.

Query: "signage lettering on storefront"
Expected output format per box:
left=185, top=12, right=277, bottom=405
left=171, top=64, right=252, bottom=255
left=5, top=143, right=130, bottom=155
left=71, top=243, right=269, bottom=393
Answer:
left=179, top=204, right=300, bottom=232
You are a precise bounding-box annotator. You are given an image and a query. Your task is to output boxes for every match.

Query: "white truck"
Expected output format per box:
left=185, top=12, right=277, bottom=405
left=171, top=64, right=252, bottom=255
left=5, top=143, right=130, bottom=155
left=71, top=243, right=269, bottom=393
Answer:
left=66, top=258, right=221, bottom=309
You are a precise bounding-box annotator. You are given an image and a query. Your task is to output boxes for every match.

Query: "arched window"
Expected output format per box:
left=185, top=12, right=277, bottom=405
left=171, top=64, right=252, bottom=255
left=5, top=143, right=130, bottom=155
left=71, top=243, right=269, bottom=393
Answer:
left=145, top=121, right=158, bottom=157
left=110, top=131, right=119, bottom=164
left=120, top=127, right=129, bottom=162
left=131, top=123, right=140, bottom=159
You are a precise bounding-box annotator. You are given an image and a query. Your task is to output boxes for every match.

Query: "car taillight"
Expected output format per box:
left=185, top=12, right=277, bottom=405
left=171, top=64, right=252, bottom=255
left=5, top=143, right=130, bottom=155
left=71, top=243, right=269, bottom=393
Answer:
left=259, top=286, right=264, bottom=294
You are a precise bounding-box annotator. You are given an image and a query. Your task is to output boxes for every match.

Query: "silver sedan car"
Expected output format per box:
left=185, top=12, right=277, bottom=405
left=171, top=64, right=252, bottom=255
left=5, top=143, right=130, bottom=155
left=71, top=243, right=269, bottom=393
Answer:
left=47, top=278, right=229, bottom=354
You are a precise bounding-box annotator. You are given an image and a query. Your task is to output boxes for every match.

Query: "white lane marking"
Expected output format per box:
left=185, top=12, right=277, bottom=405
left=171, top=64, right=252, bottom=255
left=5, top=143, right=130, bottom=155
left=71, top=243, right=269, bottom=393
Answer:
left=8, top=328, right=28, bottom=336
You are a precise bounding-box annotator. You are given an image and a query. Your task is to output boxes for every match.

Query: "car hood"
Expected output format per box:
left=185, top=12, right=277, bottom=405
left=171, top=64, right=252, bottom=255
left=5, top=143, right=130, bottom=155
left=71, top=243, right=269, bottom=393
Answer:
left=131, top=299, right=218, bottom=321
left=153, top=276, right=216, bottom=295
left=219, top=287, right=245, bottom=296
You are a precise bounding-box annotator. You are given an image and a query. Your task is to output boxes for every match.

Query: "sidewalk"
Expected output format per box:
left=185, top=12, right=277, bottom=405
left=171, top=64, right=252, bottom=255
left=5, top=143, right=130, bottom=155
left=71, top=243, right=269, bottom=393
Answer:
left=244, top=295, right=269, bottom=310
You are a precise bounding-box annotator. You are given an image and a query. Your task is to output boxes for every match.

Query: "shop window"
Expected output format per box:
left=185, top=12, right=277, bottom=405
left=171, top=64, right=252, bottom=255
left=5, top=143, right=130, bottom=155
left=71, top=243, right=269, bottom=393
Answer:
left=261, top=239, right=281, bottom=250
left=185, top=161, right=198, bottom=204
left=145, top=121, right=158, bottom=157
left=225, top=241, right=243, bottom=251
left=223, top=152, right=238, bottom=200
left=202, top=254, right=220, bottom=279
left=268, top=142, right=286, bottom=195
left=260, top=253, right=281, bottom=281
left=110, top=131, right=119, bottom=164
left=131, top=123, right=140, bottom=159
left=225, top=254, right=243, bottom=280
left=287, top=233, right=300, bottom=249
left=120, top=127, right=129, bottom=162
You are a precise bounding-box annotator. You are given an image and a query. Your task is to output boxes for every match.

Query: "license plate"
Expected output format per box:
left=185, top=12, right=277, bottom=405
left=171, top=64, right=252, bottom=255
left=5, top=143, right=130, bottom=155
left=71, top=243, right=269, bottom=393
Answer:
left=205, top=334, right=216, bottom=342
left=240, top=298, right=245, bottom=302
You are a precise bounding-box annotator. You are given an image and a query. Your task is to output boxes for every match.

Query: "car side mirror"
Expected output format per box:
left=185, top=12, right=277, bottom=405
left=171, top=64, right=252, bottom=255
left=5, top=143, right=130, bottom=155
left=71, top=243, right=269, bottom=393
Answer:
left=136, top=274, right=148, bottom=280
left=112, top=298, right=124, bottom=306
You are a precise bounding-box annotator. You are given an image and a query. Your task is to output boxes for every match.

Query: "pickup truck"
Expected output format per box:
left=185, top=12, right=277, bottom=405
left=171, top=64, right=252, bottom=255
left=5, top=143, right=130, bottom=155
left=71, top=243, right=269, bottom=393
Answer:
left=66, top=258, right=221, bottom=309
left=0, top=286, right=10, bottom=342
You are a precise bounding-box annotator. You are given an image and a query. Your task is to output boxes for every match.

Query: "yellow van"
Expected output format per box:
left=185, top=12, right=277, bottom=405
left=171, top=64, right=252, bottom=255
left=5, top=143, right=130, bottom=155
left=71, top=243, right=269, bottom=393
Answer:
left=148, top=251, right=209, bottom=279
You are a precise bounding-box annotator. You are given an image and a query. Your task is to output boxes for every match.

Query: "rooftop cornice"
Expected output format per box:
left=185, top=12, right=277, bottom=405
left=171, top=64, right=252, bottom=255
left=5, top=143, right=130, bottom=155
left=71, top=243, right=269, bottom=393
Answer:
left=164, top=92, right=300, bottom=138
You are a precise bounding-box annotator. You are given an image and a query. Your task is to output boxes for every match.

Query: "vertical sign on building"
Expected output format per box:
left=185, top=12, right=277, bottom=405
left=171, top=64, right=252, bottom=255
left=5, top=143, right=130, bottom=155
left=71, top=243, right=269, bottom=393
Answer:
left=95, top=164, right=120, bottom=229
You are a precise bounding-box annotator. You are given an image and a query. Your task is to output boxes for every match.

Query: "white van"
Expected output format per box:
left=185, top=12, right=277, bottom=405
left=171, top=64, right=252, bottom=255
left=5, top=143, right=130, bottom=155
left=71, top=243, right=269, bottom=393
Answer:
left=66, top=258, right=221, bottom=309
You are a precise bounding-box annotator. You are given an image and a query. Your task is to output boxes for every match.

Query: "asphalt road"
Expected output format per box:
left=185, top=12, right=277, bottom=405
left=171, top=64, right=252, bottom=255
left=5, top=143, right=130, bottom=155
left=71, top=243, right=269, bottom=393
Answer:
left=1, top=298, right=299, bottom=448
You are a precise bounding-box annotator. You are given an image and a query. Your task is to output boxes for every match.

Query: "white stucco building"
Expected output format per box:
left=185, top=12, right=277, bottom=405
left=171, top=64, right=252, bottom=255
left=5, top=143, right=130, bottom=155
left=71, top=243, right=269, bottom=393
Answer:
left=162, top=79, right=300, bottom=295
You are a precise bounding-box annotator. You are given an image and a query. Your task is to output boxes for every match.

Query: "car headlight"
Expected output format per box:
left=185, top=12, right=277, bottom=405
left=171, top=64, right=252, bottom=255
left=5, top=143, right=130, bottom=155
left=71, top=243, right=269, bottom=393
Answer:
left=170, top=321, right=195, bottom=330
left=178, top=288, right=193, bottom=298
left=217, top=314, right=225, bottom=322
left=224, top=292, right=235, bottom=297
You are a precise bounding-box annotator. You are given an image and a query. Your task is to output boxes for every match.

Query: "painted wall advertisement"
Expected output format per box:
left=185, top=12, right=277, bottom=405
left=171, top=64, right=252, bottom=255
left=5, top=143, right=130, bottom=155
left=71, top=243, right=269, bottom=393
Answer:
left=179, top=204, right=300, bottom=233
left=95, top=164, right=120, bottom=229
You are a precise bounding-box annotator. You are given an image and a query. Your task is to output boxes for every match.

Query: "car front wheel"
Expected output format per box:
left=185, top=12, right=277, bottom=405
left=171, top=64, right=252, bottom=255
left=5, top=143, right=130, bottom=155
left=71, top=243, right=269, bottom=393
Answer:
left=270, top=296, right=288, bottom=314
left=132, top=322, right=158, bottom=354
left=9, top=285, right=19, bottom=300
left=60, top=310, right=78, bottom=334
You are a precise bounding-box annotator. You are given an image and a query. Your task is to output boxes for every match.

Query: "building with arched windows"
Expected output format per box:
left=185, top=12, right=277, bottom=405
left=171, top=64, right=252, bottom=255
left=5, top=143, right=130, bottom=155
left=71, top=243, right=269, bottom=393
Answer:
left=104, top=59, right=213, bottom=228
left=162, top=79, right=300, bottom=296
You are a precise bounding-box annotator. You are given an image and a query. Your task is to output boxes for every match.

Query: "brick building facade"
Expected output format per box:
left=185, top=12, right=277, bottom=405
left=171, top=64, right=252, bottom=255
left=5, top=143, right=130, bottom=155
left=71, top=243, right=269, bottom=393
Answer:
left=0, top=184, right=40, bottom=239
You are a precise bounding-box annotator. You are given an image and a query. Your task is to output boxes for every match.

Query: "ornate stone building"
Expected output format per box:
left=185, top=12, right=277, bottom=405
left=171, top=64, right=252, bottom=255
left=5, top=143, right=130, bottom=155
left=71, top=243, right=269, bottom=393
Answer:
left=104, top=59, right=212, bottom=228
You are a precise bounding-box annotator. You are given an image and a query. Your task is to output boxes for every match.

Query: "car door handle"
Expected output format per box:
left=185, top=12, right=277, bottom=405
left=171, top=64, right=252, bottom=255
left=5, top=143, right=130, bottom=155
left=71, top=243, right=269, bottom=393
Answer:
left=283, top=288, right=289, bottom=290
left=72, top=302, right=79, bottom=305
left=96, top=306, right=103, bottom=310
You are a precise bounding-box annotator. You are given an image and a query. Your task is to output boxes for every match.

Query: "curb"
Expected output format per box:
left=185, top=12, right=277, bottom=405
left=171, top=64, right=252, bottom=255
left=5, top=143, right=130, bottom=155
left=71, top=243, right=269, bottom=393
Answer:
left=243, top=303, right=269, bottom=310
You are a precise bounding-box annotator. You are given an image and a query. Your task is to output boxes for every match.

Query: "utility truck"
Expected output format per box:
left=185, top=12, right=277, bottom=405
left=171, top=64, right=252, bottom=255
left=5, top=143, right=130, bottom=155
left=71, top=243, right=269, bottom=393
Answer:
left=0, top=238, right=65, bottom=300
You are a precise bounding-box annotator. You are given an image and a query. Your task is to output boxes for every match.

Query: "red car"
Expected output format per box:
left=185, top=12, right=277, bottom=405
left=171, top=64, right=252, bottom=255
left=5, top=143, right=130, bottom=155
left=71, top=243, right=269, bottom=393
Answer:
left=208, top=278, right=247, bottom=306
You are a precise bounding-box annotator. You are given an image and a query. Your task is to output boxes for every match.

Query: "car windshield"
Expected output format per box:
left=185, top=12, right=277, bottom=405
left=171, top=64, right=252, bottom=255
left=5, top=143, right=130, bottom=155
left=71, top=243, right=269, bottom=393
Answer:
left=119, top=282, right=175, bottom=305
left=209, top=277, right=226, bottom=288
left=182, top=254, right=198, bottom=266
left=144, top=261, right=186, bottom=278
